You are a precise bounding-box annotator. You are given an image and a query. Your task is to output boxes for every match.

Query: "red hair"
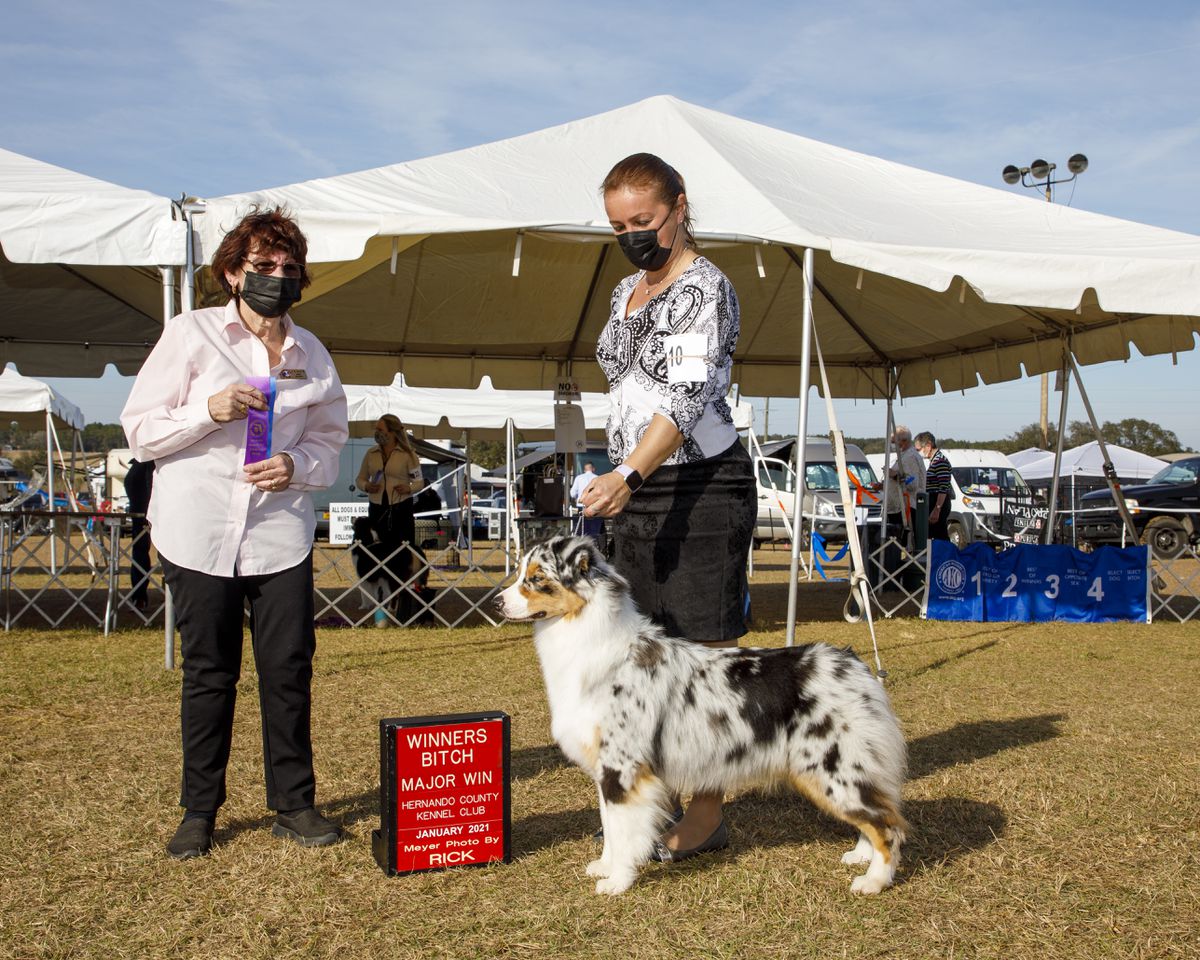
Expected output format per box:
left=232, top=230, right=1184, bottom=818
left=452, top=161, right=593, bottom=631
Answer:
left=210, top=208, right=311, bottom=297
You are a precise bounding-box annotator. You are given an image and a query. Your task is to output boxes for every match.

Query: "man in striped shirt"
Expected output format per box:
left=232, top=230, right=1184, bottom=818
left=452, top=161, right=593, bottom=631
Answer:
left=915, top=432, right=953, bottom=542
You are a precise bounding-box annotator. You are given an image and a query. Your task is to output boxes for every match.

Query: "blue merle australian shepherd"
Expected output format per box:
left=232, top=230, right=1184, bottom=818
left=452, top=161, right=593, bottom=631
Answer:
left=495, top=536, right=908, bottom=896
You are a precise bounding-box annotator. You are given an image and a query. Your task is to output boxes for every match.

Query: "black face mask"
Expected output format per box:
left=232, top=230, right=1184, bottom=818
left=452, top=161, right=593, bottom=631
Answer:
left=616, top=205, right=679, bottom=271
left=239, top=270, right=302, bottom=318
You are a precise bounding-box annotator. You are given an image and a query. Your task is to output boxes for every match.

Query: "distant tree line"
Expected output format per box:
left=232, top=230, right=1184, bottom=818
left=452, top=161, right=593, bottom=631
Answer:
left=760, top=417, right=1191, bottom=458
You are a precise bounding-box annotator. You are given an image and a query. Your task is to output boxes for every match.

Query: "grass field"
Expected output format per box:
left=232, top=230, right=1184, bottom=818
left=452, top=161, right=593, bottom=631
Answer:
left=1, top=573, right=1197, bottom=959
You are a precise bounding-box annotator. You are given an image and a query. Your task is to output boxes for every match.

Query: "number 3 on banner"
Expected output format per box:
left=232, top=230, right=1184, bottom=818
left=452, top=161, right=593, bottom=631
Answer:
left=1044, top=574, right=1060, bottom=599
left=1087, top=577, right=1105, bottom=603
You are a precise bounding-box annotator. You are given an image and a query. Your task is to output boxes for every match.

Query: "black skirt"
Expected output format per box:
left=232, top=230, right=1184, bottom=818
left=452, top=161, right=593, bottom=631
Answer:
left=611, top=440, right=756, bottom=642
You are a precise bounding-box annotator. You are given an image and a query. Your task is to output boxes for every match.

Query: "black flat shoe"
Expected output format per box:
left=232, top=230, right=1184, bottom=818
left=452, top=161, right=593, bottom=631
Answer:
left=272, top=808, right=341, bottom=847
left=651, top=820, right=729, bottom=863
left=167, top=817, right=213, bottom=860
left=594, top=804, right=684, bottom=841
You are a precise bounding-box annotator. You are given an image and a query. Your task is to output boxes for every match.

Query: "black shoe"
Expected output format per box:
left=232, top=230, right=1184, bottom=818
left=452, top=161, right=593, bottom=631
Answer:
left=651, top=820, right=729, bottom=863
left=594, top=804, right=684, bottom=841
left=272, top=808, right=341, bottom=847
left=167, top=817, right=213, bottom=860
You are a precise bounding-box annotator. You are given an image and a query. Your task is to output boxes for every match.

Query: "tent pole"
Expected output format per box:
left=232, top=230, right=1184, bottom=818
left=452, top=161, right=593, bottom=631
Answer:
left=785, top=248, right=816, bottom=647
left=1067, top=355, right=1139, bottom=542
left=181, top=207, right=197, bottom=312
left=504, top=418, right=513, bottom=574
left=46, top=410, right=56, bottom=574
left=1044, top=352, right=1072, bottom=545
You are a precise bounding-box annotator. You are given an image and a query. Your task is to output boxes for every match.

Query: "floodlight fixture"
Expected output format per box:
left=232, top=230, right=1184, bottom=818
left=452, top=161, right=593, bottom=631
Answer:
left=1029, top=158, right=1054, bottom=180
left=1067, top=153, right=1088, bottom=175
left=1002, top=164, right=1022, bottom=185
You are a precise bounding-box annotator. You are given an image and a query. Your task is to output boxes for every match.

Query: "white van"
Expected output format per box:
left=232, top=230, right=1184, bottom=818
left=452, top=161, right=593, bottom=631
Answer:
left=754, top=439, right=880, bottom=546
left=868, top=448, right=1033, bottom=547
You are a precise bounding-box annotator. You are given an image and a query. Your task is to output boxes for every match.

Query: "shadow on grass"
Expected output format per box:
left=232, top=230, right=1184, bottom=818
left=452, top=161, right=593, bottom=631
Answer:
left=908, top=713, right=1067, bottom=780
left=215, top=745, right=575, bottom=842
left=508, top=792, right=1006, bottom=880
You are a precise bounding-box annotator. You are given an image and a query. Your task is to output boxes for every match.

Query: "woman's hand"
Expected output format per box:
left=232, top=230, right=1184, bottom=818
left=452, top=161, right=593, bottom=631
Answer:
left=362, top=481, right=382, bottom=494
left=245, top=452, right=295, bottom=492
left=209, top=383, right=267, bottom=423
left=579, top=472, right=632, bottom=518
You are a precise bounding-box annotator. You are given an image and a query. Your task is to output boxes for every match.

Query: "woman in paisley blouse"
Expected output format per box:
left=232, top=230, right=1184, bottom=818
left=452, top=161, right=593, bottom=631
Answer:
left=580, top=153, right=756, bottom=862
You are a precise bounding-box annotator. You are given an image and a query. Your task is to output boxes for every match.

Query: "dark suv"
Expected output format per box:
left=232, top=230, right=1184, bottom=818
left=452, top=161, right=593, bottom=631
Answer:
left=1078, top=456, right=1199, bottom=558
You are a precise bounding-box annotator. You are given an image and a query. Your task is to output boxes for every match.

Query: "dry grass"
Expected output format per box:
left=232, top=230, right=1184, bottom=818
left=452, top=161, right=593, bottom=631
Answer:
left=1, top=579, right=1198, bottom=959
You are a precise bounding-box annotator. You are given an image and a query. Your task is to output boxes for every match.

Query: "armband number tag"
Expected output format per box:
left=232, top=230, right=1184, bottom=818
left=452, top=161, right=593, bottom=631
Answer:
left=664, top=333, right=708, bottom=385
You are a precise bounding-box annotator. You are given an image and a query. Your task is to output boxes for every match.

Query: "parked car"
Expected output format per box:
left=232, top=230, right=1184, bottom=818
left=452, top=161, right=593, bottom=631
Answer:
left=754, top=440, right=879, bottom=546
left=1078, top=455, right=1199, bottom=559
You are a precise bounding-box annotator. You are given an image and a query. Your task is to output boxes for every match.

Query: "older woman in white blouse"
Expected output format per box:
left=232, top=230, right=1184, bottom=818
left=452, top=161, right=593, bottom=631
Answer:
left=122, top=209, right=347, bottom=861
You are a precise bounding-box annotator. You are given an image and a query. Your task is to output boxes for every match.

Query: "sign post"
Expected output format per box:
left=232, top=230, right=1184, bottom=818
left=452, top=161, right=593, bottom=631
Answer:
left=373, top=711, right=511, bottom=876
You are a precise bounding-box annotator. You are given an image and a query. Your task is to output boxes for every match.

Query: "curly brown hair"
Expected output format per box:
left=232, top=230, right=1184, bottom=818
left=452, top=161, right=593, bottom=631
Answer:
left=210, top=208, right=312, bottom=297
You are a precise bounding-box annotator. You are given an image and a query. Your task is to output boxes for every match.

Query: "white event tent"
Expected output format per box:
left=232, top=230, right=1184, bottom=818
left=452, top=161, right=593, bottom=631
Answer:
left=187, top=95, right=1200, bottom=640
left=343, top=374, right=612, bottom=440
left=190, top=95, right=1200, bottom=400
left=1018, top=442, right=1166, bottom=482
left=0, top=147, right=185, bottom=377
left=0, top=367, right=86, bottom=511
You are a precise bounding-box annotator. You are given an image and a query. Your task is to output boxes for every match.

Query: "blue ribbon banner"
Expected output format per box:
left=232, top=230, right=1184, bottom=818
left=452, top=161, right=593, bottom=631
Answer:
left=924, top=540, right=1150, bottom=623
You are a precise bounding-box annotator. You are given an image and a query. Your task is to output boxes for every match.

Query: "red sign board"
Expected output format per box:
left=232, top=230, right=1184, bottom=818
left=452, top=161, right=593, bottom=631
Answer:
left=373, top=712, right=511, bottom=875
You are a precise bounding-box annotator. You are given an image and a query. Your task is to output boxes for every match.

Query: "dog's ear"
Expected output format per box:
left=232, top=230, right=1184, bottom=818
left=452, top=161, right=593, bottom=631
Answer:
left=562, top=537, right=600, bottom=587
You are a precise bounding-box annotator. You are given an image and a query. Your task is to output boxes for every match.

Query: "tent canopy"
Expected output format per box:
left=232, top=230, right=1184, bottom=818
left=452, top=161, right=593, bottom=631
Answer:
left=1018, top=441, right=1165, bottom=481
left=343, top=374, right=612, bottom=440
left=0, top=367, right=86, bottom=431
left=194, top=95, right=1200, bottom=398
left=0, top=148, right=183, bottom=377
left=344, top=374, right=754, bottom=440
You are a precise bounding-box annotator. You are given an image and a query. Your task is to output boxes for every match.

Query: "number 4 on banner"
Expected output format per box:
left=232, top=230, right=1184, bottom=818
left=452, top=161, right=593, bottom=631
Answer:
left=1087, top=577, right=1105, bottom=603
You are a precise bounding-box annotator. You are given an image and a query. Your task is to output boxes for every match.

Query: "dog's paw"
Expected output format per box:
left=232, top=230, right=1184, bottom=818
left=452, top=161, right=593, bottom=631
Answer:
left=841, top=837, right=874, bottom=866
left=850, top=872, right=891, bottom=895
left=585, top=858, right=611, bottom=878
left=594, top=871, right=636, bottom=895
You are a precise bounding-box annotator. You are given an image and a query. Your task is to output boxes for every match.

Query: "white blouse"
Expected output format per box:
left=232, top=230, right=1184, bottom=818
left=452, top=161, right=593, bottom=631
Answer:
left=121, top=302, right=348, bottom=577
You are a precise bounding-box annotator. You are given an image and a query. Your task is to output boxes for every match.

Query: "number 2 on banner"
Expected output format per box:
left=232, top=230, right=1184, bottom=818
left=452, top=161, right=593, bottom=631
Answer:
left=1087, top=577, right=1105, bottom=603
left=1001, top=574, right=1018, bottom=598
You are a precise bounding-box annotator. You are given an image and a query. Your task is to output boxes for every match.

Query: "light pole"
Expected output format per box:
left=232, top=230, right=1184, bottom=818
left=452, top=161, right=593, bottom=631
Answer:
left=1001, top=154, right=1088, bottom=447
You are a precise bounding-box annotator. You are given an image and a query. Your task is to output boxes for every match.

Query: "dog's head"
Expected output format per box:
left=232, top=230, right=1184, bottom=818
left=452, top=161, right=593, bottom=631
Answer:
left=352, top=515, right=379, bottom=546
left=494, top=536, right=624, bottom=623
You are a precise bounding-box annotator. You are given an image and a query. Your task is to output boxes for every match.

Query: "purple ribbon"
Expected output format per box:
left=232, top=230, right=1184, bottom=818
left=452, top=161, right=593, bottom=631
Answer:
left=243, top=376, right=276, bottom=465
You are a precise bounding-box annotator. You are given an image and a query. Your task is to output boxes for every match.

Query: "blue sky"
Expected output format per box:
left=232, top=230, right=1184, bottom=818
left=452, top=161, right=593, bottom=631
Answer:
left=3, top=0, right=1198, bottom=448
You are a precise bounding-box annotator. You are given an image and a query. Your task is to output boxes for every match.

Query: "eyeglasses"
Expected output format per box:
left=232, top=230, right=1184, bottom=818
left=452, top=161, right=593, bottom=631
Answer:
left=244, top=258, right=303, bottom=279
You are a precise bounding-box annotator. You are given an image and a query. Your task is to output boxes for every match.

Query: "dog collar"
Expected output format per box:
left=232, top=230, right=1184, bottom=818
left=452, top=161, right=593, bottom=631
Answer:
left=615, top=464, right=644, bottom=494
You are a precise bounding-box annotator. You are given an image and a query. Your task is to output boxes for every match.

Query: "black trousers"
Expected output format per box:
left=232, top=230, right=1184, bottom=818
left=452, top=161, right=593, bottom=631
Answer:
left=161, top=553, right=317, bottom=814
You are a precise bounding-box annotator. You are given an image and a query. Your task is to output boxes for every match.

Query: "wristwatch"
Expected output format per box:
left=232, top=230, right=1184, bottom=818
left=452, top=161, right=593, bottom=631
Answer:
left=614, top=463, right=644, bottom=493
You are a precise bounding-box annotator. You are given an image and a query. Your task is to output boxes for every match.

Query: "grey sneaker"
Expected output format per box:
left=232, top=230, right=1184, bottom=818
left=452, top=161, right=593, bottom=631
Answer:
left=167, top=817, right=213, bottom=860
left=272, top=808, right=341, bottom=847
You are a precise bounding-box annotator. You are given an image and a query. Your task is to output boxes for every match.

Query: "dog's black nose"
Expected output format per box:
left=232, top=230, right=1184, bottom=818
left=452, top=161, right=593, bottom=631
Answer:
left=491, top=595, right=505, bottom=614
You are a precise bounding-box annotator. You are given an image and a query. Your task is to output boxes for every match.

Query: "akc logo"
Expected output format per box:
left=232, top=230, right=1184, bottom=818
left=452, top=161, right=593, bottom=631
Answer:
left=935, top=559, right=967, bottom=594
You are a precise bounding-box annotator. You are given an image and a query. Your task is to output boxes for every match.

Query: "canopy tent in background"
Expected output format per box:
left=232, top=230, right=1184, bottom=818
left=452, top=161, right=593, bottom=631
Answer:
left=0, top=147, right=185, bottom=377
left=343, top=374, right=612, bottom=440
left=0, top=366, right=86, bottom=513
left=191, top=95, right=1200, bottom=399
left=1017, top=442, right=1166, bottom=483
left=1009, top=448, right=1052, bottom=471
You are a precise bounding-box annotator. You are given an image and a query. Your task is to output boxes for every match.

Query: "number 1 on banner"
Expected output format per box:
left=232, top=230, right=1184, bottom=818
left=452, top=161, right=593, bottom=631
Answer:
left=972, top=571, right=982, bottom=595
left=1087, top=577, right=1105, bottom=603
